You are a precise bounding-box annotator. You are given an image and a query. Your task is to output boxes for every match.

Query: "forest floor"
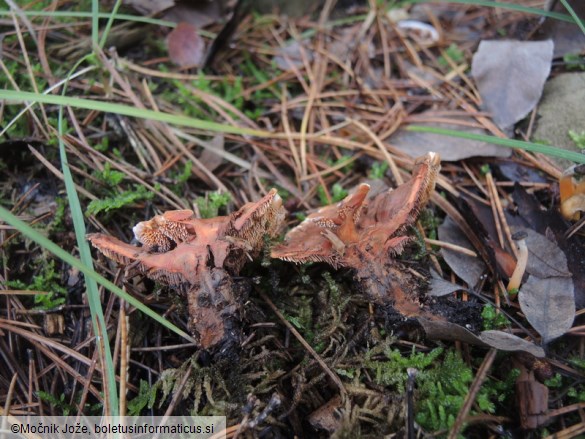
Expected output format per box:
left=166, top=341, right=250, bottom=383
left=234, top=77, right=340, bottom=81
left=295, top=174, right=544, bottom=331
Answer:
left=1, top=1, right=585, bottom=437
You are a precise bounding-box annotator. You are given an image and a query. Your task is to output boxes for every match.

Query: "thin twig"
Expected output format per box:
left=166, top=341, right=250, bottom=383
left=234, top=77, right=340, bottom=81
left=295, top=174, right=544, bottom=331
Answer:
left=448, top=348, right=497, bottom=439
left=259, top=291, right=347, bottom=397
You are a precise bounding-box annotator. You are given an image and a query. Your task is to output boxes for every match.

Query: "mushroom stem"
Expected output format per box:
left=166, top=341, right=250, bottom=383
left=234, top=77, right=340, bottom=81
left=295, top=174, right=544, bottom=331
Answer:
left=507, top=231, right=528, bottom=293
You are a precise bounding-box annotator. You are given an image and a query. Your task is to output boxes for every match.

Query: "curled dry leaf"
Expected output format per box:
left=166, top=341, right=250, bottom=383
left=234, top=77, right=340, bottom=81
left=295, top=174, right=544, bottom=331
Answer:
left=417, top=318, right=545, bottom=358
left=428, top=269, right=465, bottom=297
left=438, top=216, right=486, bottom=287
left=272, top=152, right=440, bottom=315
left=88, top=189, right=285, bottom=348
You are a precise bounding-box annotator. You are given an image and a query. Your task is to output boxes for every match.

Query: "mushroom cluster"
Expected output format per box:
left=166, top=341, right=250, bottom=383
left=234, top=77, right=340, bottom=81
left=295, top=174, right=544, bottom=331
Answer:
left=89, top=153, right=441, bottom=347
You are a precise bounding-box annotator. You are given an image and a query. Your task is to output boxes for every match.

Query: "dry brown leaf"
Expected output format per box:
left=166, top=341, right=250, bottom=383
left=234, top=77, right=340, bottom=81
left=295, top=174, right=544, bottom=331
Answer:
left=511, top=226, right=571, bottom=279
left=438, top=216, right=486, bottom=287
left=167, top=22, right=205, bottom=68
left=472, top=40, right=553, bottom=130
left=418, top=318, right=545, bottom=357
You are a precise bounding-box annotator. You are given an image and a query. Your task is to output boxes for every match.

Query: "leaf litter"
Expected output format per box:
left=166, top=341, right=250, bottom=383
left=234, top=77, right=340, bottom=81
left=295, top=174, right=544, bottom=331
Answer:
left=2, top=1, right=585, bottom=437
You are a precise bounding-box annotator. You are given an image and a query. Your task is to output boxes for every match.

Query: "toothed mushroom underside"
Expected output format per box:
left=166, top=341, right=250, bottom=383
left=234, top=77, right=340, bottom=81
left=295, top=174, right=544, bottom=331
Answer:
left=88, top=189, right=285, bottom=348
left=272, top=152, right=441, bottom=316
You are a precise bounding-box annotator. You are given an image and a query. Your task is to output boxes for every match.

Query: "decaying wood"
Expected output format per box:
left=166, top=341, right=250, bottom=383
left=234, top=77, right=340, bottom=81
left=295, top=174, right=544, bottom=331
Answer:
left=272, top=152, right=441, bottom=315
left=88, top=189, right=285, bottom=348
left=516, top=364, right=550, bottom=430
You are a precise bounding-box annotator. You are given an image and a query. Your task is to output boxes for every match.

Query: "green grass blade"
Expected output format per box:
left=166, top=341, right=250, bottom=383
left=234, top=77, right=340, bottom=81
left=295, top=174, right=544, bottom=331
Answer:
left=406, top=125, right=585, bottom=164
left=0, top=10, right=215, bottom=37
left=0, top=89, right=270, bottom=137
left=91, top=1, right=99, bottom=46
left=58, top=108, right=119, bottom=415
left=0, top=206, right=197, bottom=343
left=99, top=0, right=123, bottom=49
left=406, top=0, right=582, bottom=25
left=55, top=48, right=117, bottom=414
left=560, top=0, right=585, bottom=36
left=0, top=9, right=174, bottom=27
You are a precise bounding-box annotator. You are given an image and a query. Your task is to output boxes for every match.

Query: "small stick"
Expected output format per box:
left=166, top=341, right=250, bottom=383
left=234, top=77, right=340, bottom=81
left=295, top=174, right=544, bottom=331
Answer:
left=259, top=292, right=347, bottom=397
left=424, top=238, right=478, bottom=257
left=448, top=348, right=497, bottom=439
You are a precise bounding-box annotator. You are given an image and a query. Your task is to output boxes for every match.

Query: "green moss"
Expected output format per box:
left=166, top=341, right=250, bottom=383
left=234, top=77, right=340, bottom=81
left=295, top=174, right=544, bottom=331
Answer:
left=568, top=130, right=585, bottom=149
left=563, top=53, right=585, bottom=71
left=318, top=183, right=348, bottom=205
left=95, top=162, right=125, bottom=186
left=195, top=191, right=231, bottom=219
left=368, top=161, right=389, bottom=179
left=6, top=260, right=67, bottom=310
left=50, top=197, right=67, bottom=231
left=366, top=347, right=444, bottom=393
left=438, top=43, right=465, bottom=67
left=365, top=348, right=505, bottom=433
left=127, top=380, right=158, bottom=416
left=132, top=356, right=231, bottom=416
left=481, top=304, right=510, bottom=330
left=37, top=391, right=76, bottom=416
left=86, top=184, right=154, bottom=215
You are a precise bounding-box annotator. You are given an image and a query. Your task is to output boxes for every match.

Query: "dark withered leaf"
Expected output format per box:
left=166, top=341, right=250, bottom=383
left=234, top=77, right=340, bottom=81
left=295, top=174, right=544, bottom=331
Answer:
left=471, top=40, right=553, bottom=130
left=438, top=216, right=486, bottom=287
left=519, top=275, right=575, bottom=343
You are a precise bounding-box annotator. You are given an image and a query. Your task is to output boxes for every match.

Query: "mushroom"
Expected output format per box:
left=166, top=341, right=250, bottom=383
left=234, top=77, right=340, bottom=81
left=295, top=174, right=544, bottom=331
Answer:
left=272, top=152, right=441, bottom=313
left=559, top=163, right=585, bottom=221
left=507, top=230, right=528, bottom=294
left=88, top=189, right=286, bottom=348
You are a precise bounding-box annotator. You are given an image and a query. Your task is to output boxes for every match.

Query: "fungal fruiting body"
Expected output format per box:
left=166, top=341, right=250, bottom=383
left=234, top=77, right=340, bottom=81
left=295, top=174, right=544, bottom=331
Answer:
left=88, top=189, right=285, bottom=348
left=271, top=152, right=441, bottom=314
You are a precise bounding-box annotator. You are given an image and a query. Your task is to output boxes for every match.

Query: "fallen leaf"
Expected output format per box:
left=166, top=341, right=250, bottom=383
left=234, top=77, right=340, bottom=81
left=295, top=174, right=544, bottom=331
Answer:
left=512, top=184, right=585, bottom=309
left=518, top=274, right=575, bottom=343
left=495, top=161, right=548, bottom=185
left=471, top=40, right=554, bottom=130
left=418, top=318, right=545, bottom=357
left=478, top=331, right=545, bottom=358
left=163, top=0, right=224, bottom=28
left=511, top=226, right=571, bottom=279
left=417, top=318, right=484, bottom=346
left=126, top=0, right=174, bottom=15
left=198, top=134, right=225, bottom=172
left=428, top=269, right=465, bottom=297
left=438, top=216, right=486, bottom=287
left=167, top=22, right=205, bottom=68
left=457, top=195, right=517, bottom=278
left=391, top=120, right=511, bottom=160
